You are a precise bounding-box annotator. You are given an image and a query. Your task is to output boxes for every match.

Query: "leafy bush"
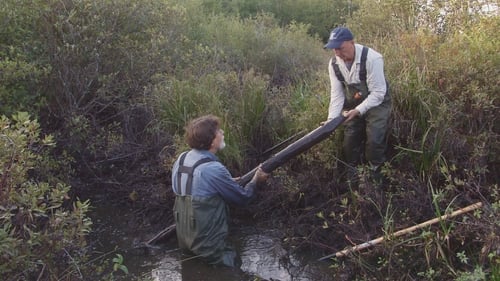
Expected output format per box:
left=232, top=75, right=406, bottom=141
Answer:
left=0, top=113, right=91, bottom=280
left=0, top=0, right=50, bottom=117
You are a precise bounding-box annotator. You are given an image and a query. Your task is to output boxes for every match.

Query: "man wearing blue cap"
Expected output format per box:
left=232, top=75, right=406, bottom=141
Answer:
left=323, top=27, right=391, bottom=184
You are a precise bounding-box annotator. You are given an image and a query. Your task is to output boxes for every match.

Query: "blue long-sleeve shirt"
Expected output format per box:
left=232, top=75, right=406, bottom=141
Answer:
left=171, top=149, right=256, bottom=206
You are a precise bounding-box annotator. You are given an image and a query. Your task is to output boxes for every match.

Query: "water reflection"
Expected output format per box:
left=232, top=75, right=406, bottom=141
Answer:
left=151, top=227, right=334, bottom=281
left=152, top=257, right=257, bottom=281
left=239, top=230, right=294, bottom=280
left=88, top=201, right=335, bottom=280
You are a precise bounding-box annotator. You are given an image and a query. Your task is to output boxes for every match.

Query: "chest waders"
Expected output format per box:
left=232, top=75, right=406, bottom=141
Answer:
left=173, top=152, right=240, bottom=267
left=332, top=47, right=392, bottom=176
left=331, top=46, right=390, bottom=110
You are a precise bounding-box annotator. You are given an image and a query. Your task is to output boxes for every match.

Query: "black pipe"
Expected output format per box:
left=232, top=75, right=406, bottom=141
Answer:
left=238, top=116, right=346, bottom=185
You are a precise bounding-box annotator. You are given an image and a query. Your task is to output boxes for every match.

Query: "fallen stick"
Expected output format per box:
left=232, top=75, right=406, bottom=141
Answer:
left=145, top=223, right=176, bottom=246
left=318, top=202, right=483, bottom=261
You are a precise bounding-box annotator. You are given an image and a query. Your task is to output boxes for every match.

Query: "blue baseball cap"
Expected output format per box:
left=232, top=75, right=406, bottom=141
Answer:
left=324, top=27, right=354, bottom=49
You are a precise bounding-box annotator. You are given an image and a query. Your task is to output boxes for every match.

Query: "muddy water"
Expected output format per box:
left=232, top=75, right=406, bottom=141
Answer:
left=89, top=199, right=337, bottom=281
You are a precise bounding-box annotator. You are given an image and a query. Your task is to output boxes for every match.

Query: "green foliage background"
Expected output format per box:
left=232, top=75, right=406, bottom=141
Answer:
left=0, top=0, right=498, bottom=280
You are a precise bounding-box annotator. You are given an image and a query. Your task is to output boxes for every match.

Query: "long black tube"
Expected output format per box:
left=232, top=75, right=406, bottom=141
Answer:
left=238, top=116, right=346, bottom=185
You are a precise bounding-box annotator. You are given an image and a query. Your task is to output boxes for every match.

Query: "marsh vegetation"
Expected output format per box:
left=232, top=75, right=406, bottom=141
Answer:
left=1, top=0, right=498, bottom=280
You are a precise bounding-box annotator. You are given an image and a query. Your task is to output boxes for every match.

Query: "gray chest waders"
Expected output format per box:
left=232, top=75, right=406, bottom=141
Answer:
left=173, top=153, right=235, bottom=266
left=173, top=152, right=214, bottom=249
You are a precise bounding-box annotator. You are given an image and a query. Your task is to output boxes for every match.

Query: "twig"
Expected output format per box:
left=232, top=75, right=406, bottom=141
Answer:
left=145, top=224, right=176, bottom=246
left=58, top=248, right=118, bottom=280
left=63, top=248, right=83, bottom=279
left=36, top=264, right=46, bottom=281
left=318, top=202, right=483, bottom=261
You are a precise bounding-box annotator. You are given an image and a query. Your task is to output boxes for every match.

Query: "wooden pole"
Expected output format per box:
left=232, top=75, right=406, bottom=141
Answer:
left=318, top=202, right=483, bottom=261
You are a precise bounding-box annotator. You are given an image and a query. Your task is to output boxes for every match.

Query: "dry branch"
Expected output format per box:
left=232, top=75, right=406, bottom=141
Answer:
left=146, top=224, right=176, bottom=246
left=319, top=202, right=483, bottom=261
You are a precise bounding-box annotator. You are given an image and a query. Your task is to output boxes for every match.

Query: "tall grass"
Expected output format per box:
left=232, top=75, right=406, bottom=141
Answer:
left=151, top=11, right=327, bottom=172
left=365, top=18, right=500, bottom=183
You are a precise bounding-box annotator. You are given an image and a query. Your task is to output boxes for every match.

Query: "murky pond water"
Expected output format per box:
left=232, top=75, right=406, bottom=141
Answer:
left=88, top=199, right=337, bottom=281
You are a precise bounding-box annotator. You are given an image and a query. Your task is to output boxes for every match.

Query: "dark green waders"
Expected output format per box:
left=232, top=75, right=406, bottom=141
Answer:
left=332, top=47, right=392, bottom=180
left=343, top=97, right=391, bottom=171
left=174, top=195, right=241, bottom=267
left=174, top=153, right=241, bottom=267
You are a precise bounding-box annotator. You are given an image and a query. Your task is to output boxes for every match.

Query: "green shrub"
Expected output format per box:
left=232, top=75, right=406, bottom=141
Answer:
left=0, top=112, right=92, bottom=280
left=0, top=0, right=50, bottom=117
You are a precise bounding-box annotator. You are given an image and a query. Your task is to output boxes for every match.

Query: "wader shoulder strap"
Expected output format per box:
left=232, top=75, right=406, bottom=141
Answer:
left=359, top=46, right=369, bottom=82
left=177, top=152, right=214, bottom=195
left=331, top=46, right=369, bottom=83
left=331, top=57, right=345, bottom=82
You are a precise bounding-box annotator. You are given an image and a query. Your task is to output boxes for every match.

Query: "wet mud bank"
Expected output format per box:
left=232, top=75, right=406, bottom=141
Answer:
left=87, top=194, right=339, bottom=281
